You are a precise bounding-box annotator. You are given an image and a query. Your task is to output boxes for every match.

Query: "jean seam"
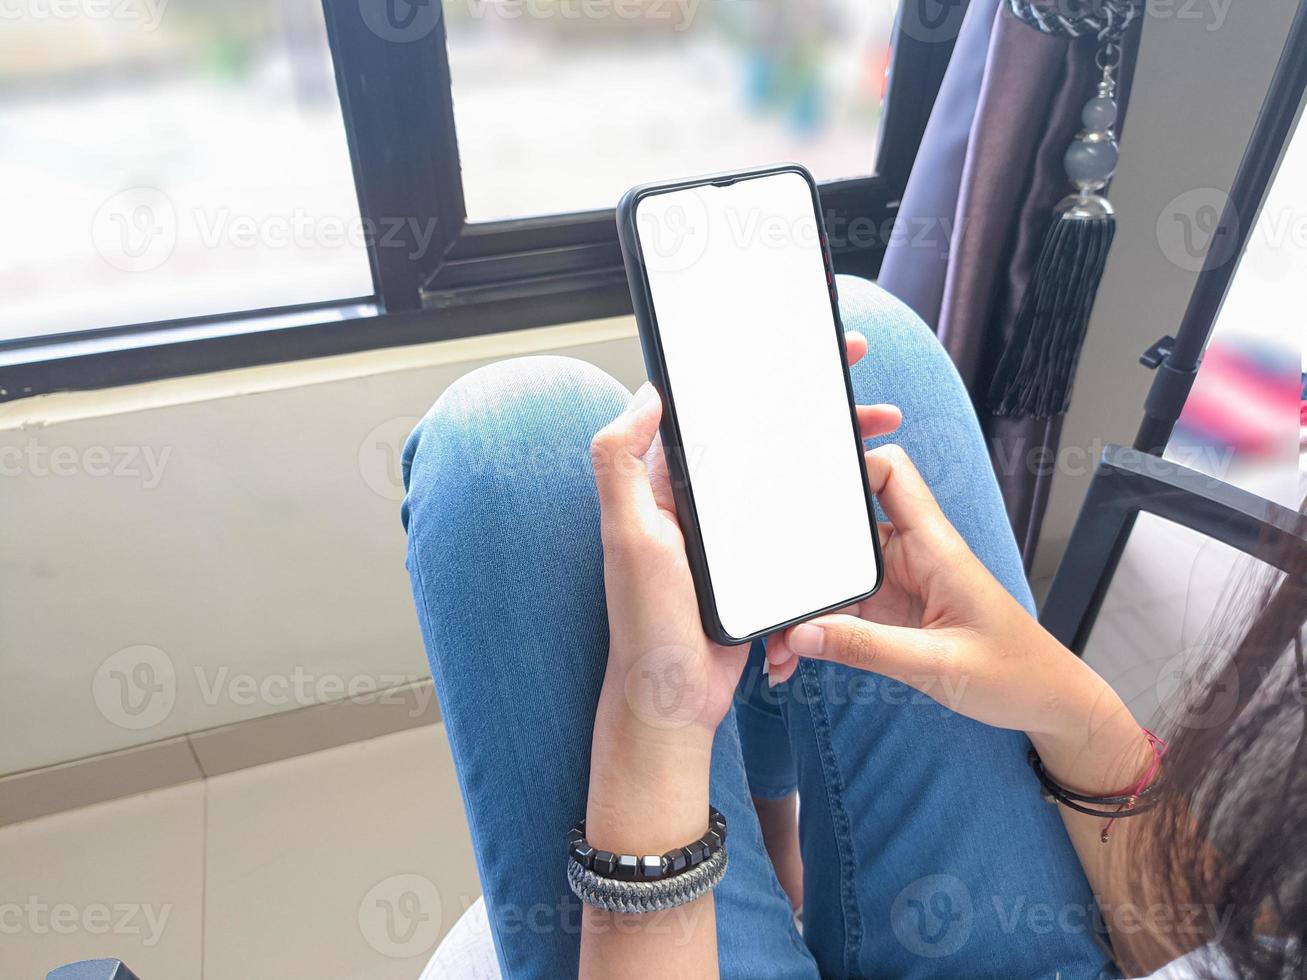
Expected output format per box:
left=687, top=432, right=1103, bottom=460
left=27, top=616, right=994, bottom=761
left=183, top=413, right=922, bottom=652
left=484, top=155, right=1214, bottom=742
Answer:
left=720, top=710, right=816, bottom=969
left=408, top=537, right=526, bottom=980
left=798, top=659, right=863, bottom=976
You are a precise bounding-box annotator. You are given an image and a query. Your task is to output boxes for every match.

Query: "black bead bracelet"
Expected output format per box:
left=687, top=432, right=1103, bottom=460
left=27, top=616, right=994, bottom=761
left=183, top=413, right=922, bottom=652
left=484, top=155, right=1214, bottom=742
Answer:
left=568, top=807, right=727, bottom=883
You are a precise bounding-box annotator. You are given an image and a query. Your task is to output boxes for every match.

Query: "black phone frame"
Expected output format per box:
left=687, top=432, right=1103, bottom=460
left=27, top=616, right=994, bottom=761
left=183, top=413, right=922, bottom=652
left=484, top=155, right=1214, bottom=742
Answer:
left=616, top=163, right=884, bottom=646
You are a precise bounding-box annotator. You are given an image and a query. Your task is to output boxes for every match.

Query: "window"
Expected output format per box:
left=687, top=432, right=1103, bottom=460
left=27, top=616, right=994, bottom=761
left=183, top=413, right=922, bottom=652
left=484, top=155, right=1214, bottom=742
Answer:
left=0, top=0, right=962, bottom=400
left=1165, top=109, right=1304, bottom=508
left=0, top=0, right=370, bottom=341
left=444, top=1, right=899, bottom=219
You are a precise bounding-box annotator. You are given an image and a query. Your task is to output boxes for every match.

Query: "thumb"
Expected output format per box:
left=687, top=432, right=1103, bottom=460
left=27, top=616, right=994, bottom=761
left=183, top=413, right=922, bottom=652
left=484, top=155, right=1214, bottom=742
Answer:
left=590, top=382, right=662, bottom=529
left=782, top=614, right=943, bottom=678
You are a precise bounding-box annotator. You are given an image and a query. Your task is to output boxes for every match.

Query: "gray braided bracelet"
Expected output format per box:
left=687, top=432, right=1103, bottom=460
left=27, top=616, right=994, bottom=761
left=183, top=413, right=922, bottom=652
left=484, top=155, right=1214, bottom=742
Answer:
left=568, top=846, right=728, bottom=914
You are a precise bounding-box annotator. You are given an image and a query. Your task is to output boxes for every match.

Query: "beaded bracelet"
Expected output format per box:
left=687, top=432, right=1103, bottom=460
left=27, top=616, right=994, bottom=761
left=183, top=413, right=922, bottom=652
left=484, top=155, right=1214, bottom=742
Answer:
left=567, top=807, right=727, bottom=882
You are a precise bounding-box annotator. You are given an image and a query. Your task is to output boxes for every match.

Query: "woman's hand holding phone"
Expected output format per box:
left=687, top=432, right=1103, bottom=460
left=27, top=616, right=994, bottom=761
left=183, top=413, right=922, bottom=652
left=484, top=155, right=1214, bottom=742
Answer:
left=580, top=332, right=899, bottom=975
left=765, top=445, right=1149, bottom=795
left=590, top=335, right=1148, bottom=787
left=588, top=332, right=899, bottom=747
left=582, top=333, right=1150, bottom=976
left=581, top=335, right=899, bottom=879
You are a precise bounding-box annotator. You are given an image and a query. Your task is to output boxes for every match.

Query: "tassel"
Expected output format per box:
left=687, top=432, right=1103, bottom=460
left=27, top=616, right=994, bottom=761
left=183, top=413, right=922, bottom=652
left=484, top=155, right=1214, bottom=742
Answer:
left=988, top=32, right=1128, bottom=419
left=988, top=195, right=1115, bottom=418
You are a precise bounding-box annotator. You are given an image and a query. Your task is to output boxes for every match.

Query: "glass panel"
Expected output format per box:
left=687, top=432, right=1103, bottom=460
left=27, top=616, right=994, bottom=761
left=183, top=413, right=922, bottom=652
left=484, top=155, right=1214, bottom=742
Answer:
left=0, top=0, right=372, bottom=342
left=1164, top=112, right=1304, bottom=508
left=1081, top=512, right=1279, bottom=731
left=445, top=0, right=900, bottom=220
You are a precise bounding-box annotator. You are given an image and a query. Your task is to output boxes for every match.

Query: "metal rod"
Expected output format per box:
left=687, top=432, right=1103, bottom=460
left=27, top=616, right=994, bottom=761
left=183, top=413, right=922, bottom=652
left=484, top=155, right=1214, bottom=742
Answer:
left=1133, top=0, right=1307, bottom=454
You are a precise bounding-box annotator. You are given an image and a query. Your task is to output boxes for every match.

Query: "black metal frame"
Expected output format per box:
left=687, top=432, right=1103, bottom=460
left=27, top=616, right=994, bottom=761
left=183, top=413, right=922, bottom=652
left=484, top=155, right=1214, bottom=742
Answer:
left=1041, top=446, right=1306, bottom=653
left=0, top=0, right=964, bottom=402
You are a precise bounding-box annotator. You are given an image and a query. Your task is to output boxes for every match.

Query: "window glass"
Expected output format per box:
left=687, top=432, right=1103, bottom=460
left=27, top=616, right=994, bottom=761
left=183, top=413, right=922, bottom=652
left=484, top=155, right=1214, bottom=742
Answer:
left=444, top=0, right=900, bottom=219
left=0, top=0, right=371, bottom=341
left=1163, top=114, right=1305, bottom=508
left=1082, top=513, right=1281, bottom=731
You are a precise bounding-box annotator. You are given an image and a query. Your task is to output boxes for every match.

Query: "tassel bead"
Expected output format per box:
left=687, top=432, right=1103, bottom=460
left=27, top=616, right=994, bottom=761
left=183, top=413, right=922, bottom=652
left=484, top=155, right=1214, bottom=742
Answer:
left=1065, top=89, right=1120, bottom=193
left=1082, top=95, right=1118, bottom=131
left=1065, top=137, right=1119, bottom=189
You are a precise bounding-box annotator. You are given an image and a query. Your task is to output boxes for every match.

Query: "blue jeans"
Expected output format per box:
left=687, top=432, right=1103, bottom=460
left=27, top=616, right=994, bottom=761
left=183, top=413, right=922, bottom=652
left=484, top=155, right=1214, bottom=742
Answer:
left=402, top=276, right=1114, bottom=979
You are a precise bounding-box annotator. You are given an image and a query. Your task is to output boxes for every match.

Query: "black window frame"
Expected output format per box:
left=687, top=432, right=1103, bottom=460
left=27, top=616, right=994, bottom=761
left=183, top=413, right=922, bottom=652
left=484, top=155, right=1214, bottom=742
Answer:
left=0, top=0, right=964, bottom=403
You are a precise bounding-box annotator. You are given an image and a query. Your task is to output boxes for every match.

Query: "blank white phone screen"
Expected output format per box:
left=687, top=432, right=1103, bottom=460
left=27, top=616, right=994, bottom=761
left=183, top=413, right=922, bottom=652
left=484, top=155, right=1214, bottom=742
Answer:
left=635, top=170, right=879, bottom=640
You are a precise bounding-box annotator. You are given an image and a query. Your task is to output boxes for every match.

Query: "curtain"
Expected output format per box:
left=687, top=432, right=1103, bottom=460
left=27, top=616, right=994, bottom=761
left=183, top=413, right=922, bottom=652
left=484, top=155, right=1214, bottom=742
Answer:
left=878, top=0, right=1142, bottom=568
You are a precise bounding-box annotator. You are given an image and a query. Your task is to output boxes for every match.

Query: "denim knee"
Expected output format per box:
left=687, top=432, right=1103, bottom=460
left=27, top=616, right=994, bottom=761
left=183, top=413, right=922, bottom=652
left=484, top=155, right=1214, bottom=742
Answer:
left=835, top=274, right=960, bottom=388
left=400, top=355, right=632, bottom=533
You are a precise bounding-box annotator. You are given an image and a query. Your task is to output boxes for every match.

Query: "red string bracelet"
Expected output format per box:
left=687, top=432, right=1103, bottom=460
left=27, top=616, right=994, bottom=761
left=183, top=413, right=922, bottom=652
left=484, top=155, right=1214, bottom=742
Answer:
left=1098, top=728, right=1167, bottom=843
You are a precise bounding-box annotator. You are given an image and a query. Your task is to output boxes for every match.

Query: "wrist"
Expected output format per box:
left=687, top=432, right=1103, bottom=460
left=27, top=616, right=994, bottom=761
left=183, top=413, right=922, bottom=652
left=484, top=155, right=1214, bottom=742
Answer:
left=597, top=643, right=721, bottom=744
left=1028, top=670, right=1151, bottom=796
left=1007, top=623, right=1152, bottom=794
left=586, top=686, right=714, bottom=855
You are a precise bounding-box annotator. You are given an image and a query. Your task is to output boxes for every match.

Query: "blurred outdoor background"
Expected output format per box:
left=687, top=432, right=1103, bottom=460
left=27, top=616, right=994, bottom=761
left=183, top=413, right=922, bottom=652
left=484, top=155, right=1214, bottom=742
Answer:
left=0, top=0, right=898, bottom=341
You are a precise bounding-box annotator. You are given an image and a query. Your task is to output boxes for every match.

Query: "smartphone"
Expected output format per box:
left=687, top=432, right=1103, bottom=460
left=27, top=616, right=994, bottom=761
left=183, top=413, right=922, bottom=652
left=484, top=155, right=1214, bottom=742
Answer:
left=616, top=163, right=882, bottom=646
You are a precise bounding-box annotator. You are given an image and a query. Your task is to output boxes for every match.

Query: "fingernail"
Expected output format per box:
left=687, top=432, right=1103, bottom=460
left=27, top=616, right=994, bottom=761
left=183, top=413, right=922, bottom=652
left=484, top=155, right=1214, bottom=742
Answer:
left=761, top=656, right=770, bottom=677
left=788, top=624, right=825, bottom=656
left=767, top=670, right=782, bottom=689
left=626, top=382, right=656, bottom=414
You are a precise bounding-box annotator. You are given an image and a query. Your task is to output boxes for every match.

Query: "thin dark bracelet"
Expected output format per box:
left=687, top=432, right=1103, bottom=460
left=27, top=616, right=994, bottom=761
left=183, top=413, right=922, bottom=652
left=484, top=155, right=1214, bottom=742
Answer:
left=568, top=806, right=727, bottom=882
left=1033, top=767, right=1163, bottom=818
left=1028, top=747, right=1165, bottom=844
left=1027, top=749, right=1166, bottom=807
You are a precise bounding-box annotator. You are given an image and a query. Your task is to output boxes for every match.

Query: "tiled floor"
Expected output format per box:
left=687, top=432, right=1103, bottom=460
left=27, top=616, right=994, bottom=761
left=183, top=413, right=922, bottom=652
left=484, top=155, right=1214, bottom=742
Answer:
left=0, top=725, right=480, bottom=980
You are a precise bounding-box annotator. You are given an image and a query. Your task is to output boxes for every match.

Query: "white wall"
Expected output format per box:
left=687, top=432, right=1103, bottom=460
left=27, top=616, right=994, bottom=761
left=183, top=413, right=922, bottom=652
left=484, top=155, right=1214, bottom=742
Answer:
left=0, top=320, right=646, bottom=775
